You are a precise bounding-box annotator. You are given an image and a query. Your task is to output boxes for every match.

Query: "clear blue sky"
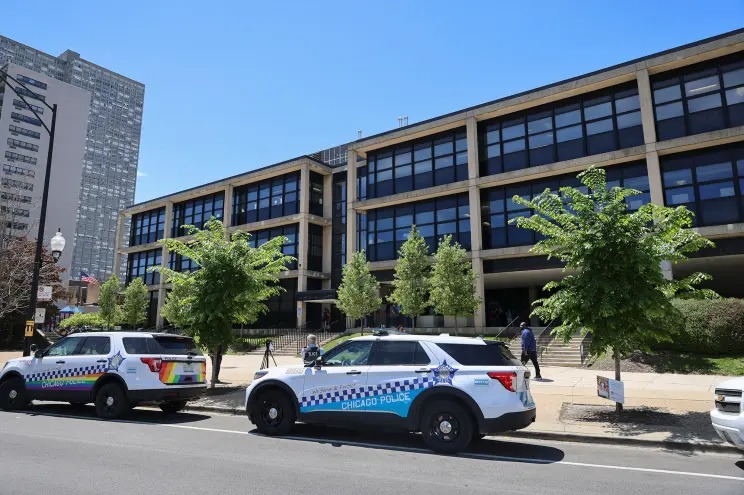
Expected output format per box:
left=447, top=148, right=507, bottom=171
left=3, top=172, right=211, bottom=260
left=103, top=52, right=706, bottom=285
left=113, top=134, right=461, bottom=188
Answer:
left=4, top=1, right=743, bottom=203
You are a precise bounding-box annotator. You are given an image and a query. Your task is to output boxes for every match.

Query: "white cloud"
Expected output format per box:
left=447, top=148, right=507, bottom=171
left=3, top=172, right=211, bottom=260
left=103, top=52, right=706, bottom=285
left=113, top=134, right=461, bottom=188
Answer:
left=137, top=170, right=148, bottom=178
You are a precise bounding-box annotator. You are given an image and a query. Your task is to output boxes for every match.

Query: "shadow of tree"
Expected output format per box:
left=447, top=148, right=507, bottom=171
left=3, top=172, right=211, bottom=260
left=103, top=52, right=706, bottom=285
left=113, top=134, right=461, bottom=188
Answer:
left=559, top=403, right=722, bottom=456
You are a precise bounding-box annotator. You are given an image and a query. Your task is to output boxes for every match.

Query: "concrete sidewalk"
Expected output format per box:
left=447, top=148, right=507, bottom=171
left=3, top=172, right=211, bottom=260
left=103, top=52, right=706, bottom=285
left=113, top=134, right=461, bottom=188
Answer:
left=1, top=351, right=736, bottom=451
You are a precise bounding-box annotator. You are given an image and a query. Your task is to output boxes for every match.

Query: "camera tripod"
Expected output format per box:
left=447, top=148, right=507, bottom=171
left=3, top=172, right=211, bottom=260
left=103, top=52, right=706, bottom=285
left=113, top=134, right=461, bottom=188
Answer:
left=260, top=340, right=277, bottom=370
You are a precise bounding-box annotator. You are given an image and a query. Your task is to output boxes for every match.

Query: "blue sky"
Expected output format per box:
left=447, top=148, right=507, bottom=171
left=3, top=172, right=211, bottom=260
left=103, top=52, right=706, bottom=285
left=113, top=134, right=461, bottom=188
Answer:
left=3, top=1, right=743, bottom=203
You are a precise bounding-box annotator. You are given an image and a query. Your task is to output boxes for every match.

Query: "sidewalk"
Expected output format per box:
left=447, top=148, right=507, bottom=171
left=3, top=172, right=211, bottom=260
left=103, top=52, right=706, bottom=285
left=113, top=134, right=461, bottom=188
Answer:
left=0, top=351, right=735, bottom=450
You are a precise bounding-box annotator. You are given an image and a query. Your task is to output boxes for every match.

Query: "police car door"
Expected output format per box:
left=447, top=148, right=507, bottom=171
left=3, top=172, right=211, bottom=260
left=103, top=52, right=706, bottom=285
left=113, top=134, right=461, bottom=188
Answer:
left=299, top=340, right=373, bottom=421
left=364, top=340, right=439, bottom=421
left=26, top=336, right=86, bottom=401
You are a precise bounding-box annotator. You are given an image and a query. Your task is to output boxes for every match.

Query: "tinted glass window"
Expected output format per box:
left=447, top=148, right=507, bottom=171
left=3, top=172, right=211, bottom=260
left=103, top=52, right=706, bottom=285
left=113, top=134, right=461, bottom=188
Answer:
left=369, top=341, right=430, bottom=365
left=437, top=342, right=522, bottom=366
left=152, top=336, right=202, bottom=355
left=79, top=337, right=111, bottom=355
left=46, top=337, right=83, bottom=356
left=323, top=341, right=373, bottom=366
left=123, top=337, right=152, bottom=354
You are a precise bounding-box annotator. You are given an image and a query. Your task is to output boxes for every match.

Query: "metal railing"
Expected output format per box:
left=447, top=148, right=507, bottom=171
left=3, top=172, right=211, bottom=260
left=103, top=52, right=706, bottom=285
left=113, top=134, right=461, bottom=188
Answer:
left=493, top=316, right=521, bottom=341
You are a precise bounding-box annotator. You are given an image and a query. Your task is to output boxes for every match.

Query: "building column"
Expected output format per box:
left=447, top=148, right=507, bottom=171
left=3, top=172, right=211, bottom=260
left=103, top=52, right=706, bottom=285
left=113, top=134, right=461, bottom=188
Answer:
left=346, top=150, right=358, bottom=256
left=113, top=212, right=126, bottom=278
left=321, top=173, right=333, bottom=287
left=222, top=184, right=234, bottom=234
left=472, top=257, right=486, bottom=332
left=297, top=163, right=310, bottom=294
left=466, top=117, right=486, bottom=331
left=156, top=202, right=173, bottom=329
left=646, top=150, right=664, bottom=206
left=636, top=68, right=658, bottom=146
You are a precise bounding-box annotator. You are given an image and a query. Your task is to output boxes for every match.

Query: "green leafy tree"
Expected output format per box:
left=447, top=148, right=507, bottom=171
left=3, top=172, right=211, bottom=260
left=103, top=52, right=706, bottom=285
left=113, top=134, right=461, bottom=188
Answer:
left=388, top=226, right=430, bottom=332
left=429, top=235, right=480, bottom=336
left=98, top=275, right=121, bottom=329
left=510, top=167, right=716, bottom=411
left=336, top=251, right=381, bottom=332
left=58, top=312, right=102, bottom=332
left=153, top=219, right=293, bottom=387
left=122, top=278, right=149, bottom=329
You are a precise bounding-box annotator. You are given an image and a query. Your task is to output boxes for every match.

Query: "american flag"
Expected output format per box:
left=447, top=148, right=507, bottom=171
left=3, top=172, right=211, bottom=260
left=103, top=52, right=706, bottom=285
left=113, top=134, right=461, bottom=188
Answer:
left=81, top=271, right=98, bottom=285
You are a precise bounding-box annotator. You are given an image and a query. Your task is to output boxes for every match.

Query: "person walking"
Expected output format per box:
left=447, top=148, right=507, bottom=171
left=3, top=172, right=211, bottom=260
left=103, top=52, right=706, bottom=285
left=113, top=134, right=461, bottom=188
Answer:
left=520, top=322, right=542, bottom=379
left=301, top=334, right=324, bottom=365
left=322, top=308, right=331, bottom=331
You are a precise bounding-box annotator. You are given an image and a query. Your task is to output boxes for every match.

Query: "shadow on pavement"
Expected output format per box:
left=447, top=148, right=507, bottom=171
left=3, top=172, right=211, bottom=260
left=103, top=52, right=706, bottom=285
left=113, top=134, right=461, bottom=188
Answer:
left=736, top=460, right=744, bottom=471
left=255, top=423, right=565, bottom=463
left=19, top=402, right=212, bottom=424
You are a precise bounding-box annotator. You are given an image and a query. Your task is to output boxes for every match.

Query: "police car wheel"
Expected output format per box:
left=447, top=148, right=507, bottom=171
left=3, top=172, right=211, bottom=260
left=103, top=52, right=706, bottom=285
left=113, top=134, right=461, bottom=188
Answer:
left=159, top=401, right=187, bottom=414
left=255, top=390, right=295, bottom=436
left=94, top=383, right=130, bottom=419
left=420, top=400, right=473, bottom=454
left=0, top=378, right=28, bottom=411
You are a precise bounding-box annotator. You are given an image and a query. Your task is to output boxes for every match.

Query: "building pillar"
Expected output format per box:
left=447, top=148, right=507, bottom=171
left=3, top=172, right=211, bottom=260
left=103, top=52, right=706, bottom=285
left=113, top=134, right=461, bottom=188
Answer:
left=297, top=163, right=310, bottom=296
left=466, top=117, right=483, bottom=254
left=296, top=301, right=307, bottom=328
left=222, top=184, right=233, bottom=234
left=636, top=68, right=658, bottom=146
left=646, top=150, right=664, bottom=206
left=113, top=212, right=126, bottom=278
left=322, top=173, right=333, bottom=219
left=156, top=202, right=173, bottom=329
left=346, top=150, right=358, bottom=256
left=472, top=257, right=486, bottom=332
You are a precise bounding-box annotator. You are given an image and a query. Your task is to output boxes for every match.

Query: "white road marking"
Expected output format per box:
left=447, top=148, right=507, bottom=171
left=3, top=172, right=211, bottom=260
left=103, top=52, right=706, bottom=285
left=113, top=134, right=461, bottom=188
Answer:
left=7, top=410, right=744, bottom=482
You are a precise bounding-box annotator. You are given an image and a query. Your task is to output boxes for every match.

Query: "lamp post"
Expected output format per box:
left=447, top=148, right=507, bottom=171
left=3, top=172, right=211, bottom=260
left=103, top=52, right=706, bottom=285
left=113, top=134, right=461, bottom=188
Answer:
left=0, top=68, right=60, bottom=357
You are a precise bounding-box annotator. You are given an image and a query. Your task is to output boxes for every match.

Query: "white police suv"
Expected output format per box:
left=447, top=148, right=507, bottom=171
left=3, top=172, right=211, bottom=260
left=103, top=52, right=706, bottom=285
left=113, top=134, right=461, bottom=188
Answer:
left=245, top=334, right=536, bottom=453
left=0, top=332, right=207, bottom=419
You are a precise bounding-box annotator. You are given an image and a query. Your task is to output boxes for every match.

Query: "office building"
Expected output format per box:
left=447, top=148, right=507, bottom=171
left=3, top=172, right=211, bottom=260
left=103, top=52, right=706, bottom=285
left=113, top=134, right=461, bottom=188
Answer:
left=0, top=62, right=90, bottom=285
left=0, top=36, right=145, bottom=282
left=117, top=29, right=744, bottom=331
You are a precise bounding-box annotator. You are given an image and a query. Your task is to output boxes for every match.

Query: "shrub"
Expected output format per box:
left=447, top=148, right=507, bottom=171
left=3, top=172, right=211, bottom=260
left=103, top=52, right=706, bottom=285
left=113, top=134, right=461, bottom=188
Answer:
left=58, top=312, right=103, bottom=331
left=660, top=299, right=744, bottom=354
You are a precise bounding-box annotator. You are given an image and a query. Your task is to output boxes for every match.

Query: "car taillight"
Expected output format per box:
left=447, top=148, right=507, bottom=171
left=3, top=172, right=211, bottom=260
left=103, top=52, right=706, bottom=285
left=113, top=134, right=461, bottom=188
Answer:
left=140, top=357, right=162, bottom=372
left=487, top=371, right=516, bottom=392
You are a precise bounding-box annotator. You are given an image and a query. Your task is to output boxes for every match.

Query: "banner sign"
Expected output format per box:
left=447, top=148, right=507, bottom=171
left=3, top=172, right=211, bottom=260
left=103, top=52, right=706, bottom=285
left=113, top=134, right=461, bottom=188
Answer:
left=597, top=375, right=625, bottom=404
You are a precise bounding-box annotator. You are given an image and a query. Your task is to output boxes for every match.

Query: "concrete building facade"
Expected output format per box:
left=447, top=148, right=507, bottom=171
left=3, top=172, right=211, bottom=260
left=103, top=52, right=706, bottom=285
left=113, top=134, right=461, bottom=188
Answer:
left=117, top=29, right=744, bottom=331
left=0, top=62, right=91, bottom=286
left=0, top=36, right=145, bottom=282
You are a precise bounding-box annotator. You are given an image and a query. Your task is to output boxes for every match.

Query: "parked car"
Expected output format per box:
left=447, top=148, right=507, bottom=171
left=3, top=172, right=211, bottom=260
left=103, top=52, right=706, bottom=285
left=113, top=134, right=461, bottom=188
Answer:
left=710, top=376, right=744, bottom=450
left=245, top=334, right=535, bottom=453
left=0, top=332, right=207, bottom=419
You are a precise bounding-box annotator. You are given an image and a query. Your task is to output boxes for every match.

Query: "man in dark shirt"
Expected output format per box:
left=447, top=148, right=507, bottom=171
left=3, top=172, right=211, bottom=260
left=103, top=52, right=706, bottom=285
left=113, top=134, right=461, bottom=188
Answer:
left=520, top=322, right=542, bottom=379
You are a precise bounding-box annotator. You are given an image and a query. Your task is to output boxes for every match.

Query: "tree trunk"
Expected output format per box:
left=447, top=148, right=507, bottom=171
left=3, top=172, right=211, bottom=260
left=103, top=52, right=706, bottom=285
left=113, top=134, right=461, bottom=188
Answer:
left=209, top=345, right=223, bottom=389
left=613, top=347, right=622, bottom=414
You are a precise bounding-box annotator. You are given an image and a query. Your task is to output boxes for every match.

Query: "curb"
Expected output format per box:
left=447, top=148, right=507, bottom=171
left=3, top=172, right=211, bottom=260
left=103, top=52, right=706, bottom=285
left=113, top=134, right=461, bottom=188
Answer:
left=184, top=404, right=739, bottom=454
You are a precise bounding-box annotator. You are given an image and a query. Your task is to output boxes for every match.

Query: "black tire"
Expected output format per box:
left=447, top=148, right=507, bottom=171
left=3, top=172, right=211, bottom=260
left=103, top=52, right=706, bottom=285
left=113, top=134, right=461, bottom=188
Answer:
left=159, top=401, right=187, bottom=414
left=420, top=399, right=474, bottom=454
left=0, top=378, right=28, bottom=411
left=94, top=382, right=130, bottom=419
left=253, top=389, right=295, bottom=436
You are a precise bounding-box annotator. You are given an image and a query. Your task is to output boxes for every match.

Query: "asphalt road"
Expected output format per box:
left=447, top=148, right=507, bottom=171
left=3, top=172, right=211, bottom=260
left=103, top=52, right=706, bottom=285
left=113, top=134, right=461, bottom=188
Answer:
left=0, top=404, right=742, bottom=495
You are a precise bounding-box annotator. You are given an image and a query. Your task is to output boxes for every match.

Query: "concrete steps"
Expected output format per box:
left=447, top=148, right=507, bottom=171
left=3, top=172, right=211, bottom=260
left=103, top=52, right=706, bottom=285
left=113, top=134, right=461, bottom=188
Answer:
left=538, top=336, right=590, bottom=368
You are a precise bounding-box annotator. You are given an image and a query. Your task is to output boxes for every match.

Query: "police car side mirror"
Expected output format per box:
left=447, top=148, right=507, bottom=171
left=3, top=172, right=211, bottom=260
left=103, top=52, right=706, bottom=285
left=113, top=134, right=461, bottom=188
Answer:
left=29, top=344, right=38, bottom=354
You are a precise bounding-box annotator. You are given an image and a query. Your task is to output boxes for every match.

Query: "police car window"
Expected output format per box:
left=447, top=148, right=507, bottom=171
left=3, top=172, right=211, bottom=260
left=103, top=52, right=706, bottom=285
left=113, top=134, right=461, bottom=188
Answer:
left=436, top=342, right=522, bottom=366
left=369, top=341, right=430, bottom=365
left=79, top=336, right=111, bottom=355
left=323, top=341, right=373, bottom=366
left=152, top=336, right=202, bottom=355
left=45, top=337, right=83, bottom=356
left=123, top=337, right=150, bottom=354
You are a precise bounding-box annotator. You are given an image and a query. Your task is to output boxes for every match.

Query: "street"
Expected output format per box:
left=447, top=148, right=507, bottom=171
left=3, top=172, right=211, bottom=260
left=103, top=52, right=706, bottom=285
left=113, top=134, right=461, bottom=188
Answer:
left=0, top=405, right=741, bottom=495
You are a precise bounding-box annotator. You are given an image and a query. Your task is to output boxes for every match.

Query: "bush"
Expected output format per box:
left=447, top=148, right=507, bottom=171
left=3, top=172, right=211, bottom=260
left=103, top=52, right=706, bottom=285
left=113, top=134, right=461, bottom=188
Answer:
left=659, top=299, right=744, bottom=355
left=58, top=312, right=103, bottom=331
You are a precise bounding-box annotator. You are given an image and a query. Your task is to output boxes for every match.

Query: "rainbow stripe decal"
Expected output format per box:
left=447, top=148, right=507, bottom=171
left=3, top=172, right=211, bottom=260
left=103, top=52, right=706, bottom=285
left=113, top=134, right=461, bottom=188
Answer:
left=159, top=361, right=206, bottom=384
left=25, top=364, right=107, bottom=391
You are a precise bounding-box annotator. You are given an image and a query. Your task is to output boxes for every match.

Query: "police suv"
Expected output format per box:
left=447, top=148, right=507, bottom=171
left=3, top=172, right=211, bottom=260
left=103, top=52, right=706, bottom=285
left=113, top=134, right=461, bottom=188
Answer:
left=0, top=332, right=207, bottom=419
left=245, top=334, right=536, bottom=453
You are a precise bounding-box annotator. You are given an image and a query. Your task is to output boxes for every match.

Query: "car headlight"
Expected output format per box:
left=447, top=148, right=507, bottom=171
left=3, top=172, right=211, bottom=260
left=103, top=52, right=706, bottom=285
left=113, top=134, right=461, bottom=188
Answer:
left=253, top=370, right=269, bottom=380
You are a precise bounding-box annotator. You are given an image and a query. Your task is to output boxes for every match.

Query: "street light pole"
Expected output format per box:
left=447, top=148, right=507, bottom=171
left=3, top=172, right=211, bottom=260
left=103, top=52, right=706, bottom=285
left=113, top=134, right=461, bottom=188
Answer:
left=24, top=104, right=57, bottom=356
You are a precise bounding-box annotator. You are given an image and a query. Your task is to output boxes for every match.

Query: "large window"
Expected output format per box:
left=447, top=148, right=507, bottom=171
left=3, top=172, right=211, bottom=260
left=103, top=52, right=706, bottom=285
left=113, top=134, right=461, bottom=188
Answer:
left=652, top=54, right=744, bottom=141
left=479, top=84, right=643, bottom=177
left=661, top=144, right=744, bottom=227
left=481, top=162, right=649, bottom=249
left=232, top=172, right=299, bottom=225
left=10, top=112, right=42, bottom=127
left=171, top=192, right=224, bottom=237
left=168, top=252, right=199, bottom=273
left=359, top=193, right=471, bottom=262
left=130, top=207, right=165, bottom=246
left=17, top=74, right=48, bottom=90
left=9, top=125, right=41, bottom=140
left=5, top=151, right=37, bottom=165
left=7, top=137, right=39, bottom=152
left=308, top=223, right=323, bottom=272
left=13, top=99, right=44, bottom=115
left=309, top=171, right=324, bottom=217
left=246, top=223, right=298, bottom=270
left=126, top=249, right=161, bottom=285
left=359, top=128, right=468, bottom=200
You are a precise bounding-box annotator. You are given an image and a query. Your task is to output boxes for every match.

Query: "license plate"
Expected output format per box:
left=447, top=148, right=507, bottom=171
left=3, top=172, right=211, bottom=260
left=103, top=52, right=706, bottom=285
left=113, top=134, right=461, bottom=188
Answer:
left=182, top=363, right=195, bottom=373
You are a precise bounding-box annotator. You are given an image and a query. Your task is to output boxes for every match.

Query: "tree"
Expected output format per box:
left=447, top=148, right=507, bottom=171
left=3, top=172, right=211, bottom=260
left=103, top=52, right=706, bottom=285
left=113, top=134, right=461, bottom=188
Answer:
left=98, top=275, right=121, bottom=329
left=153, top=219, right=293, bottom=387
left=122, top=278, right=149, bottom=329
left=429, top=235, right=480, bottom=336
left=58, top=312, right=102, bottom=332
left=510, top=167, right=716, bottom=411
left=388, top=226, right=430, bottom=332
left=336, top=251, right=381, bottom=332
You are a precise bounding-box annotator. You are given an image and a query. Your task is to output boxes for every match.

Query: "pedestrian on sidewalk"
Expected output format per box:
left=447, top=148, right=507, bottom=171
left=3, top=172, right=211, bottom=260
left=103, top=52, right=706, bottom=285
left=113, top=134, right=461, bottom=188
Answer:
left=301, top=334, right=324, bottom=365
left=322, top=308, right=331, bottom=331
left=520, top=322, right=542, bottom=379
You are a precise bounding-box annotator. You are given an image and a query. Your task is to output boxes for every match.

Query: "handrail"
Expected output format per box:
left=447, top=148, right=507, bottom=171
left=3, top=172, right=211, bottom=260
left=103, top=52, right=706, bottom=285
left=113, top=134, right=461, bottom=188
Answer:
left=493, top=316, right=520, bottom=341
left=535, top=319, right=556, bottom=359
